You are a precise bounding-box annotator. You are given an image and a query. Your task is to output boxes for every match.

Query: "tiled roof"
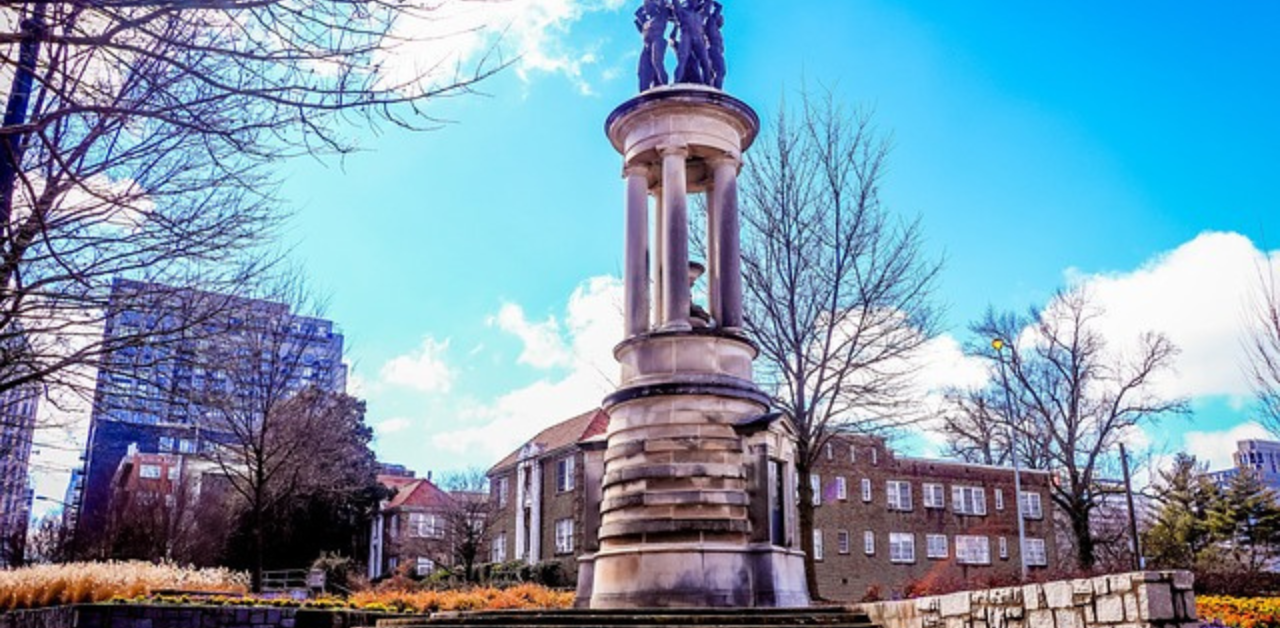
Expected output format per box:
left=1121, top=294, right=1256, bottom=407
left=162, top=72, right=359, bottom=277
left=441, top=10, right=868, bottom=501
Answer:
left=488, top=408, right=610, bottom=474
left=379, top=475, right=452, bottom=511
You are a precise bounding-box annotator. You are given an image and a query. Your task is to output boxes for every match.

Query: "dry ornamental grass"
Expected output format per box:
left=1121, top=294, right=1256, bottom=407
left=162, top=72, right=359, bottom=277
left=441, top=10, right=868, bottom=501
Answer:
left=0, top=561, right=248, bottom=611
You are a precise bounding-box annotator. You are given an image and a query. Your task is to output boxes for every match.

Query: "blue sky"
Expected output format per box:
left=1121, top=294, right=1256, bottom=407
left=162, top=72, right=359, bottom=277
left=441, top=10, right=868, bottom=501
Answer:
left=29, top=1, right=1280, bottom=515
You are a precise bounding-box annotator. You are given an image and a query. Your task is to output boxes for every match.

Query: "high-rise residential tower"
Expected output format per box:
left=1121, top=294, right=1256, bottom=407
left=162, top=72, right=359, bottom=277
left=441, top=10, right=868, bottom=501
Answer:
left=72, top=278, right=347, bottom=540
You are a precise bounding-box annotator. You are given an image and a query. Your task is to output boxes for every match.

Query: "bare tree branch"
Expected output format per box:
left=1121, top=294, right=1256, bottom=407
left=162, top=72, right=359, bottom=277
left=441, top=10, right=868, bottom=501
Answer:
left=739, top=88, right=942, bottom=598
left=948, top=288, right=1188, bottom=570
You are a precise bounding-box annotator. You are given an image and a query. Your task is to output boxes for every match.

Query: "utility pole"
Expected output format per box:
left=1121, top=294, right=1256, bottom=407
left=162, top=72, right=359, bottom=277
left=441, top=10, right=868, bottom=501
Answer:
left=0, top=2, right=47, bottom=229
left=1119, top=442, right=1142, bottom=570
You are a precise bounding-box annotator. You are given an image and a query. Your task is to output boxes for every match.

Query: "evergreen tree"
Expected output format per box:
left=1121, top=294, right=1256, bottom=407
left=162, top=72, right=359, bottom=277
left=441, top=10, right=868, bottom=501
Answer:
left=1143, top=454, right=1220, bottom=569
left=1208, top=469, right=1280, bottom=573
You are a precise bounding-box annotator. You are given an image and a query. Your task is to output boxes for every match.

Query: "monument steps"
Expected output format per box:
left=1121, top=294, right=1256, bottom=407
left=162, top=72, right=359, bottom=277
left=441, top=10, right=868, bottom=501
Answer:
left=375, top=606, right=879, bottom=628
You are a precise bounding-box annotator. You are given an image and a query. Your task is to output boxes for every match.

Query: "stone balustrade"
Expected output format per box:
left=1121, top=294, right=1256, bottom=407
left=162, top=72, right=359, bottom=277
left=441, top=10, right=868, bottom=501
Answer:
left=859, top=571, right=1198, bottom=628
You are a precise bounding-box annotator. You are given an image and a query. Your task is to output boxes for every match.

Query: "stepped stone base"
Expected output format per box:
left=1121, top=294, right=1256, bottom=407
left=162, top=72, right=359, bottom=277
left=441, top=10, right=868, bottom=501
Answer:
left=376, top=606, right=876, bottom=628
left=581, top=543, right=809, bottom=609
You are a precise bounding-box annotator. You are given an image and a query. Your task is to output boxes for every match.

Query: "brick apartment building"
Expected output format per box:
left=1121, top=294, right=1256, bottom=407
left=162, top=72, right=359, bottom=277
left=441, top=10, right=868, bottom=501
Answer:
left=807, top=434, right=1055, bottom=600
left=486, top=409, right=1055, bottom=601
left=486, top=409, right=609, bottom=578
left=369, top=469, right=468, bottom=580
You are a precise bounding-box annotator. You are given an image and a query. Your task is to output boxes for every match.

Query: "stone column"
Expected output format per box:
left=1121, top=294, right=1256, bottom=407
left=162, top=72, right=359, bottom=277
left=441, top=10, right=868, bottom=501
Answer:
left=660, top=144, right=691, bottom=331
left=623, top=165, right=650, bottom=336
left=653, top=190, right=665, bottom=327
left=711, top=157, right=743, bottom=330
left=514, top=464, right=528, bottom=560
left=529, top=461, right=543, bottom=562
left=706, top=169, right=721, bottom=324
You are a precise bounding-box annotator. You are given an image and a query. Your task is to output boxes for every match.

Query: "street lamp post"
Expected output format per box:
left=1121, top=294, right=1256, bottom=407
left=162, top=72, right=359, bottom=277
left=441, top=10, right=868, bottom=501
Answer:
left=992, top=338, right=1029, bottom=582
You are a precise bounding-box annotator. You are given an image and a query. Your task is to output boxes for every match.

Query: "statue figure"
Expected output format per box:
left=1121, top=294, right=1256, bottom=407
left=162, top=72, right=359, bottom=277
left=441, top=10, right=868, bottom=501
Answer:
left=671, top=0, right=713, bottom=86
left=635, top=0, right=671, bottom=91
left=704, top=0, right=725, bottom=88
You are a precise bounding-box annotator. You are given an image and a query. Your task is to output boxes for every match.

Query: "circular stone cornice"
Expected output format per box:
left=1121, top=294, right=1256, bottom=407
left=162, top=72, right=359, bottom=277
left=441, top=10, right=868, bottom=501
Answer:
left=606, top=85, right=760, bottom=155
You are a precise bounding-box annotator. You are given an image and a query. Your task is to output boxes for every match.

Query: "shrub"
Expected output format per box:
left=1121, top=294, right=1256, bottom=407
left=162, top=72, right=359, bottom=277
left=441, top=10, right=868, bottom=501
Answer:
left=0, top=562, right=247, bottom=611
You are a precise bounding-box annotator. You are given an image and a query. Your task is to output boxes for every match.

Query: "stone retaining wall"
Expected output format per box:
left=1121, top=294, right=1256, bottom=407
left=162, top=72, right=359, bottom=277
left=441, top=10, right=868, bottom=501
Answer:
left=859, top=571, right=1198, bottom=628
left=1, top=605, right=396, bottom=628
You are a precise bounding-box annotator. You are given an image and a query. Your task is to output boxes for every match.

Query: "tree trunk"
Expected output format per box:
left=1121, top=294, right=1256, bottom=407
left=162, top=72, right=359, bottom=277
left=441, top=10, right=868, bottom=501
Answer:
left=1071, top=505, right=1096, bottom=571
left=251, top=501, right=264, bottom=593
left=796, top=462, right=820, bottom=600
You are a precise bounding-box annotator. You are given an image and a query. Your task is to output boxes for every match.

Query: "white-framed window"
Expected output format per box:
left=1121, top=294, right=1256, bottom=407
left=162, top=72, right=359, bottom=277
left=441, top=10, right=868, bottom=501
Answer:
left=837, top=530, right=850, bottom=554
left=871, top=448, right=879, bottom=465
left=388, top=514, right=399, bottom=540
left=952, top=486, right=987, bottom=516
left=178, top=439, right=197, bottom=454
left=836, top=477, right=848, bottom=501
left=813, top=529, right=824, bottom=561
left=167, top=466, right=180, bottom=481
left=416, top=557, right=435, bottom=576
left=556, top=456, right=576, bottom=492
left=849, top=445, right=857, bottom=463
left=409, top=512, right=443, bottom=538
left=864, top=531, right=875, bottom=555
left=861, top=478, right=872, bottom=502
left=554, top=518, right=574, bottom=554
left=1020, top=491, right=1044, bottom=519
left=492, top=533, right=507, bottom=562
left=810, top=474, right=822, bottom=506
left=139, top=464, right=161, bottom=479
left=926, top=534, right=948, bottom=559
left=995, top=488, right=1005, bottom=511
left=999, top=536, right=1009, bottom=560
left=825, top=443, right=834, bottom=460
left=889, top=533, right=916, bottom=564
left=886, top=480, right=912, bottom=511
left=1024, top=537, right=1048, bottom=566
left=955, top=535, right=991, bottom=565
left=158, top=437, right=174, bottom=452
left=496, top=477, right=509, bottom=508
left=923, top=483, right=945, bottom=509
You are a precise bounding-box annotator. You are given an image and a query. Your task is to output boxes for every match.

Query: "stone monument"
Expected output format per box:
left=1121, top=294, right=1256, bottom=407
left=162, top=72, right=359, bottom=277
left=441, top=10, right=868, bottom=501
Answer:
left=575, top=1, right=810, bottom=609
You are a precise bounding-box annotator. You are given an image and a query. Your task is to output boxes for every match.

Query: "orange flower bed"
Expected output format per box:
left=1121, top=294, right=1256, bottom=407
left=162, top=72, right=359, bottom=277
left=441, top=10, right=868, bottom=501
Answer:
left=348, top=584, right=574, bottom=613
left=1198, top=596, right=1280, bottom=628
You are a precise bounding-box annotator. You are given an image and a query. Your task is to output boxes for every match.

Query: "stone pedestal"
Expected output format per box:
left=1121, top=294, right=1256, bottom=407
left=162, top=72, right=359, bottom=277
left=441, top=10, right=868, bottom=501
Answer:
left=578, top=86, right=809, bottom=609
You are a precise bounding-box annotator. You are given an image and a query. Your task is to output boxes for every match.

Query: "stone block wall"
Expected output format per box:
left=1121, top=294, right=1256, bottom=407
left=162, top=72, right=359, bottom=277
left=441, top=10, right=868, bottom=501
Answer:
left=859, top=571, right=1198, bottom=628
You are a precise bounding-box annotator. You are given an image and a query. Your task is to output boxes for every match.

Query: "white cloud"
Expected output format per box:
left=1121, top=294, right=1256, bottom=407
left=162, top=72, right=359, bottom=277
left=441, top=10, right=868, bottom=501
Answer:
left=28, top=384, right=95, bottom=521
left=1061, top=231, right=1280, bottom=403
left=1184, top=421, right=1270, bottom=471
left=432, top=276, right=622, bottom=460
left=380, top=336, right=456, bottom=393
left=346, top=369, right=368, bottom=396
left=490, top=303, right=572, bottom=369
left=375, top=417, right=413, bottom=435
left=376, top=0, right=629, bottom=96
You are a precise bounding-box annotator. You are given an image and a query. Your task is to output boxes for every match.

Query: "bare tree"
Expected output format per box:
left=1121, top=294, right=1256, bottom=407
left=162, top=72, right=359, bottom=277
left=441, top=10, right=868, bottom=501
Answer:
left=739, top=91, right=942, bottom=598
left=0, top=0, right=504, bottom=435
left=437, top=468, right=493, bottom=583
left=953, top=289, right=1188, bottom=570
left=25, top=512, right=70, bottom=563
left=1249, top=264, right=1280, bottom=430
left=194, top=280, right=374, bottom=591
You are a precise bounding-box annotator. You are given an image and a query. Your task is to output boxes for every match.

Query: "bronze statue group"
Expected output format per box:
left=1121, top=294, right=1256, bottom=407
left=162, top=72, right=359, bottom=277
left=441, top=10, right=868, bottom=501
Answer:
left=636, top=0, right=726, bottom=91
